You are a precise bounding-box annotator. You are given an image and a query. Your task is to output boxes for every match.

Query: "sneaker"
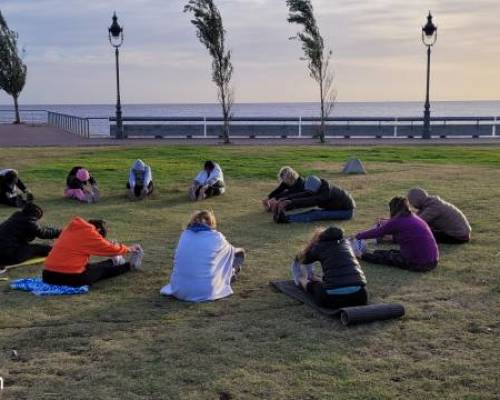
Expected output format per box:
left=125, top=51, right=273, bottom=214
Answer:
left=304, top=263, right=315, bottom=280
left=350, top=239, right=367, bottom=258
left=273, top=209, right=289, bottom=224
left=112, top=255, right=126, bottom=266
left=129, top=246, right=144, bottom=270
left=188, top=186, right=197, bottom=201
left=291, top=260, right=306, bottom=286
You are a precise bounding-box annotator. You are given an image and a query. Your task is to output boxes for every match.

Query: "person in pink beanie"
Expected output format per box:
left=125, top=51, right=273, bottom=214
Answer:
left=64, top=166, right=100, bottom=203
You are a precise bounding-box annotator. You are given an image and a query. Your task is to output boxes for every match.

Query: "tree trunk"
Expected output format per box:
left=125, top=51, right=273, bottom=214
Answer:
left=319, top=78, right=326, bottom=144
left=13, top=95, right=21, bottom=124
left=220, top=86, right=230, bottom=144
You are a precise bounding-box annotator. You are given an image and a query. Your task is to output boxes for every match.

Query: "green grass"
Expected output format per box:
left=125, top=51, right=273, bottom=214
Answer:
left=0, top=146, right=499, bottom=399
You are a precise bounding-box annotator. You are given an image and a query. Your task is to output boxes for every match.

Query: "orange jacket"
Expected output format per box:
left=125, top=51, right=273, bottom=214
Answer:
left=44, top=217, right=130, bottom=274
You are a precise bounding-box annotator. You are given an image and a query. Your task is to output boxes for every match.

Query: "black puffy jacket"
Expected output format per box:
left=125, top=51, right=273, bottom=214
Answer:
left=0, top=211, right=61, bottom=255
left=301, top=227, right=366, bottom=289
left=268, top=177, right=305, bottom=200
left=285, top=179, right=355, bottom=211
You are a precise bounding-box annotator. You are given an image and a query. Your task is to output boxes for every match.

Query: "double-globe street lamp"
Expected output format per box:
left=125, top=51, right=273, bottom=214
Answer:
left=109, top=12, right=125, bottom=139
left=422, top=11, right=438, bottom=140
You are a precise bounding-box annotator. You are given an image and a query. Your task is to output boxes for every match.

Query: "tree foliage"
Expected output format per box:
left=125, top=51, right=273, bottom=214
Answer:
left=184, top=0, right=233, bottom=144
left=0, top=10, right=27, bottom=124
left=287, top=0, right=335, bottom=143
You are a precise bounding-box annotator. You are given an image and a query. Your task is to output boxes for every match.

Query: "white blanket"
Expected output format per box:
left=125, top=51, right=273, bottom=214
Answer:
left=160, top=228, right=235, bottom=302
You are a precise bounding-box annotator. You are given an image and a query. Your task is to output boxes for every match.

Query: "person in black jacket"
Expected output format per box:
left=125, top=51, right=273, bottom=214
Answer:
left=0, top=203, right=61, bottom=269
left=0, top=169, right=33, bottom=207
left=274, top=176, right=355, bottom=223
left=263, top=166, right=305, bottom=212
left=292, top=226, right=368, bottom=309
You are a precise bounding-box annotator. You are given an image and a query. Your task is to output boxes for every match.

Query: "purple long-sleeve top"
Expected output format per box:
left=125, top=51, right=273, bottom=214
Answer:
left=356, top=214, right=439, bottom=267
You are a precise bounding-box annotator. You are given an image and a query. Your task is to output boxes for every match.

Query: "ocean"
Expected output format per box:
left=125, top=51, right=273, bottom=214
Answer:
left=1, top=101, right=499, bottom=136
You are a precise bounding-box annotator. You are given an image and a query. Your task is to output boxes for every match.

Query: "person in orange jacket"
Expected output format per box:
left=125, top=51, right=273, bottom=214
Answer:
left=42, top=217, right=143, bottom=287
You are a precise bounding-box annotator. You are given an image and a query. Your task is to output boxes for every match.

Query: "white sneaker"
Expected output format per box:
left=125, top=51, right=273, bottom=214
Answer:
left=112, top=255, right=126, bottom=266
left=130, top=246, right=144, bottom=270
left=350, top=239, right=367, bottom=258
left=291, top=260, right=306, bottom=286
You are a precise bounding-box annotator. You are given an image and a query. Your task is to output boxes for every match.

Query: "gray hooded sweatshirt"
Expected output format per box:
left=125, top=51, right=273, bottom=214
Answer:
left=407, top=188, right=471, bottom=240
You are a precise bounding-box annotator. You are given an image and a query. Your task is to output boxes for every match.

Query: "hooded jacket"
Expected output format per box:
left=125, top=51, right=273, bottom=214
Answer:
left=408, top=188, right=471, bottom=240
left=285, top=179, right=355, bottom=211
left=301, top=227, right=367, bottom=289
left=0, top=211, right=60, bottom=256
left=129, top=159, right=153, bottom=188
left=44, top=217, right=130, bottom=274
left=194, top=163, right=225, bottom=188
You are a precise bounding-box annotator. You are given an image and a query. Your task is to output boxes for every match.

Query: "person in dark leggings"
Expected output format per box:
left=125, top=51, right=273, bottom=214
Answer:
left=0, top=203, right=60, bottom=269
left=42, top=217, right=144, bottom=287
left=0, top=169, right=34, bottom=207
left=292, top=226, right=368, bottom=309
left=353, top=197, right=439, bottom=272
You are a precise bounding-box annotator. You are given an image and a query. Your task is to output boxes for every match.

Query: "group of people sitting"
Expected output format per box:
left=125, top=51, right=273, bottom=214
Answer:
left=0, top=163, right=471, bottom=310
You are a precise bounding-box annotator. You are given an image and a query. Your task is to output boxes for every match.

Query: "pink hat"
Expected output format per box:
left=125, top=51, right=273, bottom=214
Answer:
left=76, top=168, right=90, bottom=182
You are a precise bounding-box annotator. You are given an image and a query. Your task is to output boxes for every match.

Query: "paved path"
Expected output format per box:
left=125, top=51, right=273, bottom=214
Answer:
left=1, top=124, right=500, bottom=147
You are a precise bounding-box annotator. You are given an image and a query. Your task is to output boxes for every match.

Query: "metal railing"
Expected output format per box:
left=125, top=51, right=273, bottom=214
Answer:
left=47, top=111, right=90, bottom=138
left=0, top=109, right=48, bottom=125
left=109, top=115, right=500, bottom=139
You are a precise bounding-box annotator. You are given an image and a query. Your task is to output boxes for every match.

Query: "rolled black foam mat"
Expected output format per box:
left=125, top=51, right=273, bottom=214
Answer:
left=339, top=304, right=405, bottom=326
left=270, top=280, right=405, bottom=324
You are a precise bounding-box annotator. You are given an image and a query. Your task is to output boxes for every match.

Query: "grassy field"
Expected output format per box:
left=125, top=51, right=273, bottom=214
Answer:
left=0, top=145, right=499, bottom=400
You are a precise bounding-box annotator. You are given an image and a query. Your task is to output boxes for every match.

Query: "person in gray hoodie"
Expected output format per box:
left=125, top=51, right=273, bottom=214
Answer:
left=407, top=187, right=471, bottom=244
left=127, top=160, right=154, bottom=200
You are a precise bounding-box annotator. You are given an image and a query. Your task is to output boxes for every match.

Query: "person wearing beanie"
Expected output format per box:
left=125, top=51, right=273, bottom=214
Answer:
left=353, top=197, right=439, bottom=272
left=127, top=159, right=154, bottom=200
left=292, top=226, right=368, bottom=309
left=263, top=166, right=305, bottom=212
left=43, top=217, right=144, bottom=287
left=188, top=161, right=225, bottom=201
left=0, top=203, right=61, bottom=270
left=407, top=187, right=471, bottom=244
left=0, top=169, right=34, bottom=207
left=64, top=166, right=100, bottom=203
left=273, top=176, right=355, bottom=223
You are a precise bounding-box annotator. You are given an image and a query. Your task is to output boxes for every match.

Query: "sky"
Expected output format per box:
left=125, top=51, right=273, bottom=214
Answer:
left=0, top=0, right=499, bottom=105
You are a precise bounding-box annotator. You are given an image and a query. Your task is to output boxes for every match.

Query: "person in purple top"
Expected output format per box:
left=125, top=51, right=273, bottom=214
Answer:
left=352, top=197, right=439, bottom=272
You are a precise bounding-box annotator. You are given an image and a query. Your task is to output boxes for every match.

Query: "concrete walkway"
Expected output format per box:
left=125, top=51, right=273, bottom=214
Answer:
left=1, top=123, right=500, bottom=147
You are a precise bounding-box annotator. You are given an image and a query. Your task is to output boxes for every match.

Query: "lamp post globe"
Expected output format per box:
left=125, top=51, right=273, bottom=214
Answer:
left=422, top=11, right=437, bottom=140
left=109, top=12, right=125, bottom=139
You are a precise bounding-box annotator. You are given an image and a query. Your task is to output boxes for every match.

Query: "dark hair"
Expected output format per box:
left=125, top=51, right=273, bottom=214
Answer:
left=204, top=160, right=215, bottom=171
left=4, top=170, right=18, bottom=185
left=389, top=196, right=411, bottom=218
left=22, top=203, right=43, bottom=220
left=88, top=219, right=108, bottom=238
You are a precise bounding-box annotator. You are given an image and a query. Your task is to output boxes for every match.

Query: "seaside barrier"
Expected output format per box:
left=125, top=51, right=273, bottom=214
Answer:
left=47, top=111, right=90, bottom=138
left=109, top=116, right=500, bottom=139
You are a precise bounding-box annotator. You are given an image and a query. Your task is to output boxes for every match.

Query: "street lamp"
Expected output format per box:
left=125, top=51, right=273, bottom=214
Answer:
left=109, top=12, right=125, bottom=139
left=422, top=11, right=437, bottom=139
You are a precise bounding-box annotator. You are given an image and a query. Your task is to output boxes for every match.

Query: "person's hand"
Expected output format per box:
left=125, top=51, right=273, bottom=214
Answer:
left=89, top=176, right=96, bottom=185
left=129, top=244, right=141, bottom=252
left=25, top=191, right=34, bottom=202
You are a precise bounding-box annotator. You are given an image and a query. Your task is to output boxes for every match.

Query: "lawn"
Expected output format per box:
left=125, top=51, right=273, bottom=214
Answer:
left=0, top=145, right=499, bottom=400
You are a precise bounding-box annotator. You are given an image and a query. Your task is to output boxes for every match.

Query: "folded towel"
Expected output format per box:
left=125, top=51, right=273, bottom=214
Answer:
left=10, top=278, right=89, bottom=296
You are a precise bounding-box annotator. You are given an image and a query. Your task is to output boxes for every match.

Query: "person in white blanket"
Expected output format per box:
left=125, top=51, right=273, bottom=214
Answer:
left=160, top=210, right=245, bottom=302
left=189, top=161, right=225, bottom=201
left=126, top=159, right=154, bottom=200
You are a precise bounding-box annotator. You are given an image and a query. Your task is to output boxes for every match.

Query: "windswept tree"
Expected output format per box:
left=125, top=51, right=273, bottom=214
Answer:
left=287, top=0, right=335, bottom=143
left=184, top=0, right=234, bottom=144
left=0, top=11, right=27, bottom=124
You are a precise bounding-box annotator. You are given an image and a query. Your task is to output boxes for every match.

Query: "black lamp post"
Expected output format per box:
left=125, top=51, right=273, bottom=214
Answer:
left=109, top=12, right=125, bottom=139
left=422, top=11, right=437, bottom=139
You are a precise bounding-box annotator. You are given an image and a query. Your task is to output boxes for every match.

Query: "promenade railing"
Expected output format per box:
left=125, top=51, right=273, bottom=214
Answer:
left=109, top=116, right=500, bottom=139
left=0, top=109, right=48, bottom=125
left=47, top=111, right=90, bottom=138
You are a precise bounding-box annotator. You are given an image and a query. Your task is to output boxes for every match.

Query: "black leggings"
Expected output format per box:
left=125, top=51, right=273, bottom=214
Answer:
left=43, top=260, right=131, bottom=287
left=432, top=230, right=469, bottom=244
left=196, top=181, right=224, bottom=198
left=361, top=250, right=437, bottom=272
left=306, top=282, right=368, bottom=309
left=126, top=181, right=154, bottom=197
left=1, top=244, right=52, bottom=266
left=0, top=194, right=25, bottom=208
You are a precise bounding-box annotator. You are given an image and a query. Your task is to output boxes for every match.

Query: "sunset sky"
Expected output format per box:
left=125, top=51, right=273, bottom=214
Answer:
left=0, top=0, right=499, bottom=105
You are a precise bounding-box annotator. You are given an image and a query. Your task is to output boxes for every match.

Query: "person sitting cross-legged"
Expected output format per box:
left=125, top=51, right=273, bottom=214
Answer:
left=126, top=159, right=154, bottom=201
left=292, top=226, right=368, bottom=309
left=352, top=196, right=439, bottom=272
left=160, top=210, right=245, bottom=302
left=0, top=203, right=60, bottom=271
left=188, top=161, right=225, bottom=201
left=407, top=187, right=471, bottom=244
left=42, top=217, right=144, bottom=287
left=274, top=176, right=355, bottom=223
